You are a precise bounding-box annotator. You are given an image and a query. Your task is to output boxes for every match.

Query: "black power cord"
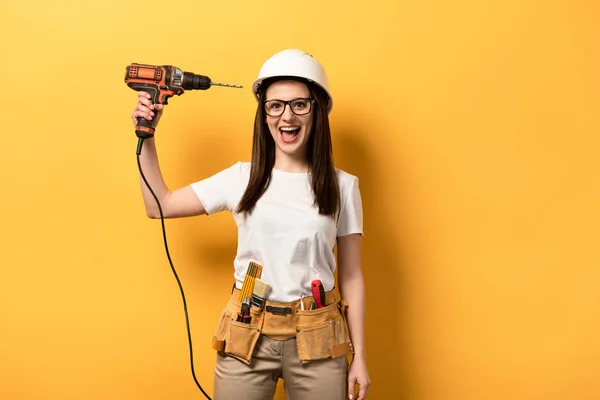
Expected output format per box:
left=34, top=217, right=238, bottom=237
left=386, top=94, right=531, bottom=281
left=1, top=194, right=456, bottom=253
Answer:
left=136, top=138, right=212, bottom=400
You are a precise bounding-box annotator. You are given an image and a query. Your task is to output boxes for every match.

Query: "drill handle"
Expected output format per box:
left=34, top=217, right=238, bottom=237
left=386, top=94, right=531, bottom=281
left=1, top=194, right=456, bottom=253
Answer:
left=136, top=117, right=155, bottom=139
left=130, top=86, right=164, bottom=139
left=135, top=117, right=155, bottom=155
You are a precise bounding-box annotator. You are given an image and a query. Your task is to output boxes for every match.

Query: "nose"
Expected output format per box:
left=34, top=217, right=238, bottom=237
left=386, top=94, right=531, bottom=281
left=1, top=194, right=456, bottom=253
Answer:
left=281, top=103, right=295, bottom=120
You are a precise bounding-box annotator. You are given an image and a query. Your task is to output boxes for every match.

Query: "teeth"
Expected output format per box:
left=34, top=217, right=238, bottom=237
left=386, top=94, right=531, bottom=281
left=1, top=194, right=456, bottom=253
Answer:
left=280, top=127, right=300, bottom=132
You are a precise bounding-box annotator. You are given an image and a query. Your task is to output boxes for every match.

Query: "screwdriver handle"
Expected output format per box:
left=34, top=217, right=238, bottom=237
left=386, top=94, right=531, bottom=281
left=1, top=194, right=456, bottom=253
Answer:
left=311, top=280, right=326, bottom=308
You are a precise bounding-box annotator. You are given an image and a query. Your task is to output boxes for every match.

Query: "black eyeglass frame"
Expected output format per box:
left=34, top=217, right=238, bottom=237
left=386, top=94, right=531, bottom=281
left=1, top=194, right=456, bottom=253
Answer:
left=263, top=98, right=315, bottom=117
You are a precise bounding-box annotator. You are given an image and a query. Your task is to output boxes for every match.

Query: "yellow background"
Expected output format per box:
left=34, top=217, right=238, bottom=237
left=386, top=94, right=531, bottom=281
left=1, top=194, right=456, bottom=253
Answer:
left=1, top=0, right=599, bottom=399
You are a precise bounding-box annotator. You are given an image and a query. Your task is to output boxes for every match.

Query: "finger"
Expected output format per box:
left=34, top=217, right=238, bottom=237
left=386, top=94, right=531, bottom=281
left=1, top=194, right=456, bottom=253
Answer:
left=138, top=97, right=154, bottom=110
left=348, top=377, right=356, bottom=399
left=137, top=92, right=155, bottom=109
left=133, top=109, right=153, bottom=121
left=135, top=105, right=155, bottom=119
left=134, top=104, right=154, bottom=117
left=357, top=383, right=370, bottom=400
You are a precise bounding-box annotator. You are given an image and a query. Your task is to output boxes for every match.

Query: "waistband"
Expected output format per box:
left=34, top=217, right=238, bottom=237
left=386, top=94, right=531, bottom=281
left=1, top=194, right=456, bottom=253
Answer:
left=231, top=286, right=338, bottom=313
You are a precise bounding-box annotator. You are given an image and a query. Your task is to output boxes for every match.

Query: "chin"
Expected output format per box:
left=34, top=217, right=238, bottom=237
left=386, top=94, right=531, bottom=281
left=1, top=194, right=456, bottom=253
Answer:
left=278, top=144, right=305, bottom=157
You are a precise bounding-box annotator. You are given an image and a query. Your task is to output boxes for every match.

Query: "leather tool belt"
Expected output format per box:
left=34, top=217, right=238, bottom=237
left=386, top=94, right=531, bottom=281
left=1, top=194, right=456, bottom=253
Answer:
left=211, top=286, right=354, bottom=365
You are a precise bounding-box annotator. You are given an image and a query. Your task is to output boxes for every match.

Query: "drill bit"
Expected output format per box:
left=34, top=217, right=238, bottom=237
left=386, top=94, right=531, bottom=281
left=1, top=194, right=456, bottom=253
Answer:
left=211, top=82, right=243, bottom=89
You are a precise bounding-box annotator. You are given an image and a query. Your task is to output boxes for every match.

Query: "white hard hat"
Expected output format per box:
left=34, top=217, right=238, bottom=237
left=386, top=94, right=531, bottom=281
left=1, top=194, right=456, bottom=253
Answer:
left=252, top=49, right=333, bottom=114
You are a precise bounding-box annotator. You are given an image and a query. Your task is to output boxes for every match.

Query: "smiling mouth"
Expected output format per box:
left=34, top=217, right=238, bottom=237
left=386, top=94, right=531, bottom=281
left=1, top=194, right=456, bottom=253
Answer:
left=279, top=126, right=300, bottom=143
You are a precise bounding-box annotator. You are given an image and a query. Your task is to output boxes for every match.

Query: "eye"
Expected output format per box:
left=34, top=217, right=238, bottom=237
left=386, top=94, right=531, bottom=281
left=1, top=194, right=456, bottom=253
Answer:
left=292, top=100, right=307, bottom=109
left=266, top=101, right=282, bottom=112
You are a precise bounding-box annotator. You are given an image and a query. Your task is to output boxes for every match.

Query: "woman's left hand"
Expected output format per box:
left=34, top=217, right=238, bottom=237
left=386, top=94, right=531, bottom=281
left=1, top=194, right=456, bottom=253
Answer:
left=347, top=357, right=371, bottom=399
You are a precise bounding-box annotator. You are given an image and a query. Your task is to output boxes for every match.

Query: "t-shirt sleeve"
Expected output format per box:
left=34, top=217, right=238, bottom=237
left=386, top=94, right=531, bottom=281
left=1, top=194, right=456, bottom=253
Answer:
left=189, top=162, right=245, bottom=215
left=337, top=176, right=364, bottom=237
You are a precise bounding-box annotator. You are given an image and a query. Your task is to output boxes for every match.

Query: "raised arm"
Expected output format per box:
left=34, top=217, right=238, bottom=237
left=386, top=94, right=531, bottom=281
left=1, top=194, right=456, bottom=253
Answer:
left=132, top=91, right=206, bottom=219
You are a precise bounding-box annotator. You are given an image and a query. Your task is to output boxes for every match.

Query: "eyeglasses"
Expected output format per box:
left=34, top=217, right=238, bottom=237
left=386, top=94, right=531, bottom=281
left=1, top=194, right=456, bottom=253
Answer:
left=264, top=98, right=314, bottom=117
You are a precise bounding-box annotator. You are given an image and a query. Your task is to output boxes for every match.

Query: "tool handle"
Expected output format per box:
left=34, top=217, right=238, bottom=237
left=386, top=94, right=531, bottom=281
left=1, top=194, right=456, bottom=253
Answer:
left=134, top=117, right=155, bottom=155
left=241, top=302, right=250, bottom=316
left=136, top=117, right=155, bottom=139
left=238, top=299, right=252, bottom=324
left=318, top=285, right=326, bottom=307
left=311, top=280, right=326, bottom=308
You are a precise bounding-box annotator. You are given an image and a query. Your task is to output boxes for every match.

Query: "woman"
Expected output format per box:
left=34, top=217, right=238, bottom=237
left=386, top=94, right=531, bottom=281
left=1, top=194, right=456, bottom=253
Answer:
left=131, top=49, right=371, bottom=400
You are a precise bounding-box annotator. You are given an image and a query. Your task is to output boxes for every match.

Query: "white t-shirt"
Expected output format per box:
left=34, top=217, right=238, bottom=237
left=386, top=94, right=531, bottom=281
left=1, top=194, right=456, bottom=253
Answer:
left=190, top=162, right=363, bottom=302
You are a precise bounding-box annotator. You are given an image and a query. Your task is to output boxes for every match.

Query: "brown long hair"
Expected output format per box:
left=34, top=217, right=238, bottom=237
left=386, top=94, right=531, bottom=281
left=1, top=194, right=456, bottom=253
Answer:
left=235, top=77, right=340, bottom=217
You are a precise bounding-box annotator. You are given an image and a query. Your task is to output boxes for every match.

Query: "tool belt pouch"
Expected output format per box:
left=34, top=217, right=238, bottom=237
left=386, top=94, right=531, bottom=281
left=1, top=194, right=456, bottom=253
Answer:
left=211, top=304, right=263, bottom=365
left=295, top=299, right=354, bottom=364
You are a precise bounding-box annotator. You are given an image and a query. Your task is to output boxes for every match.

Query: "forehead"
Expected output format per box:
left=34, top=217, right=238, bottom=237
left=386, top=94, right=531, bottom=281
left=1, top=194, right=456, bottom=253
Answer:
left=265, top=80, right=310, bottom=100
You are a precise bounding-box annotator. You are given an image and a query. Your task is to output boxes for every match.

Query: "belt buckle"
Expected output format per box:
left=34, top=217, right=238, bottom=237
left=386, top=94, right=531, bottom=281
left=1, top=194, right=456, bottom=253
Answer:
left=266, top=305, right=292, bottom=315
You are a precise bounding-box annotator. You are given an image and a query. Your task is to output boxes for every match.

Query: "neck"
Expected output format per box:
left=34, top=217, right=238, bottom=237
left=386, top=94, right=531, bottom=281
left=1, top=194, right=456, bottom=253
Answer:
left=273, top=150, right=309, bottom=173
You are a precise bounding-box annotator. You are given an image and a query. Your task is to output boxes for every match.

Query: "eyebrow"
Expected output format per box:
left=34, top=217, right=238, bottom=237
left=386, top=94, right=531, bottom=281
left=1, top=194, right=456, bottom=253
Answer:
left=265, top=97, right=310, bottom=101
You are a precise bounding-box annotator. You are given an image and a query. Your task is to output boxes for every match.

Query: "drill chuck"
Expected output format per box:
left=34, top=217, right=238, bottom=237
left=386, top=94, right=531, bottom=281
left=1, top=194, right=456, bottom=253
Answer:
left=184, top=71, right=244, bottom=89
left=183, top=72, right=212, bottom=90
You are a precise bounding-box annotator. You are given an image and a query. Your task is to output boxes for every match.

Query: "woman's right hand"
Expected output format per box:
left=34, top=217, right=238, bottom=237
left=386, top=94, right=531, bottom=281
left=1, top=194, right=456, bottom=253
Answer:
left=131, top=91, right=164, bottom=129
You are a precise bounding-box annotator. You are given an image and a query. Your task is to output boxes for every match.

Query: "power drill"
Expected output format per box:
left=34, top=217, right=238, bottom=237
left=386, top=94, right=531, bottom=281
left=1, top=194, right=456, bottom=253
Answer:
left=124, top=63, right=242, bottom=154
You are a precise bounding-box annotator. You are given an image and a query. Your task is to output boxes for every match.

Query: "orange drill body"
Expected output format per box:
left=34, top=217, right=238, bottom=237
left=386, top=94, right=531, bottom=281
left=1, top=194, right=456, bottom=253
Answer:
left=124, top=63, right=210, bottom=139
left=125, top=64, right=184, bottom=105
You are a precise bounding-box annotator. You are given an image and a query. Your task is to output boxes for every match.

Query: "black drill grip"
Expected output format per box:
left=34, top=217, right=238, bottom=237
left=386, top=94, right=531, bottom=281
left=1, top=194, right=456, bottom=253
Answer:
left=135, top=118, right=155, bottom=155
left=136, top=117, right=155, bottom=139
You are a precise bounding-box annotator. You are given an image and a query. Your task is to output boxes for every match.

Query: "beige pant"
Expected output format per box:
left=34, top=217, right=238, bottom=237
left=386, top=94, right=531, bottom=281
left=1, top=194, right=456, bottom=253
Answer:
left=214, top=335, right=348, bottom=400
